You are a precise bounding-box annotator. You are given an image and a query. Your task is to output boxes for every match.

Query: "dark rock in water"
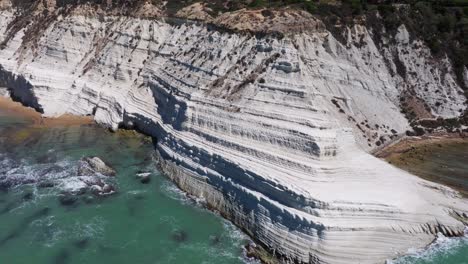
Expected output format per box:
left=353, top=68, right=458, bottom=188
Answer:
left=39, top=165, right=64, bottom=177
left=82, top=195, right=95, bottom=204
left=24, top=207, right=51, bottom=223
left=0, top=183, right=9, bottom=193
left=22, top=192, right=34, bottom=201
left=0, top=201, right=17, bottom=215
left=36, top=154, right=57, bottom=164
left=53, top=249, right=70, bottom=264
left=171, top=230, right=188, bottom=243
left=0, top=176, right=35, bottom=190
left=58, top=194, right=78, bottom=207
left=100, top=184, right=116, bottom=196
left=2, top=201, right=47, bottom=217
left=0, top=207, right=51, bottom=246
left=140, top=177, right=150, bottom=184
left=209, top=235, right=221, bottom=246
left=89, top=185, right=103, bottom=195
left=0, top=229, right=20, bottom=246
left=73, top=237, right=90, bottom=249
left=88, top=182, right=116, bottom=197
left=102, top=184, right=113, bottom=193
left=38, top=181, right=56, bottom=188
left=133, top=193, right=145, bottom=200
left=77, top=165, right=94, bottom=177
left=136, top=172, right=151, bottom=184
left=24, top=137, right=40, bottom=148
left=78, top=157, right=116, bottom=177
left=74, top=187, right=87, bottom=196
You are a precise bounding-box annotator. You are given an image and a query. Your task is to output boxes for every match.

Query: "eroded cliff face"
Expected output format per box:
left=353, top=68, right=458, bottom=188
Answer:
left=0, top=3, right=467, bottom=264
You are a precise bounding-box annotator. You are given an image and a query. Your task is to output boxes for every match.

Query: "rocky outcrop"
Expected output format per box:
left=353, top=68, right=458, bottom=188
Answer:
left=78, top=157, right=116, bottom=177
left=0, top=154, right=117, bottom=196
left=175, top=3, right=213, bottom=21
left=135, top=172, right=151, bottom=184
left=212, top=8, right=324, bottom=34
left=0, top=4, right=467, bottom=264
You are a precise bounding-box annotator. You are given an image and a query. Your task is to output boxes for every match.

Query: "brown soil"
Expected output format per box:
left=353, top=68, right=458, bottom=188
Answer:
left=212, top=8, right=325, bottom=34
left=376, top=134, right=468, bottom=197
left=375, top=134, right=466, bottom=159
left=0, top=96, right=94, bottom=127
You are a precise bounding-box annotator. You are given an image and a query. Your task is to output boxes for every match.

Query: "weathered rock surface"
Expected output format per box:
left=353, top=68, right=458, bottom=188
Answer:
left=0, top=4, right=467, bottom=264
left=212, top=8, right=324, bottom=34
left=175, top=3, right=213, bottom=21
left=0, top=154, right=116, bottom=196
left=78, top=157, right=116, bottom=177
left=136, top=172, right=151, bottom=184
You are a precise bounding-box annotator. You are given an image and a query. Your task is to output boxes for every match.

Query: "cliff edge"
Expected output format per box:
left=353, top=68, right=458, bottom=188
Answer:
left=0, top=1, right=467, bottom=263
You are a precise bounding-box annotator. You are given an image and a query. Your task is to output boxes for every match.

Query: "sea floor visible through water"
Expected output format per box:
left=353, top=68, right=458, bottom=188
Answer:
left=0, top=103, right=255, bottom=264
left=0, top=97, right=467, bottom=264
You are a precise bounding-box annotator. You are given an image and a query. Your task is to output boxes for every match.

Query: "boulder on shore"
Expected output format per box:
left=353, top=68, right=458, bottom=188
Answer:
left=78, top=157, right=116, bottom=177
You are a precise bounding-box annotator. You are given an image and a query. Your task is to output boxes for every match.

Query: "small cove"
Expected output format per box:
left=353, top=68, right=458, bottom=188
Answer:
left=1, top=97, right=467, bottom=264
left=0, top=103, right=253, bottom=264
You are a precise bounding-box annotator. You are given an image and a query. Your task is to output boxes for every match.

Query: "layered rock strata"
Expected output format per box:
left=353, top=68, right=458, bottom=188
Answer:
left=0, top=5, right=467, bottom=264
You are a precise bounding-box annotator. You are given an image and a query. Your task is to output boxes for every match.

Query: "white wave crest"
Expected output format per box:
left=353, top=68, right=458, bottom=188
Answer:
left=388, top=227, right=468, bottom=264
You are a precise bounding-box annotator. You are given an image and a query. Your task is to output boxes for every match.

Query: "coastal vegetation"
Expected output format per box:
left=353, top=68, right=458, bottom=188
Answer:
left=1, top=1, right=468, bottom=263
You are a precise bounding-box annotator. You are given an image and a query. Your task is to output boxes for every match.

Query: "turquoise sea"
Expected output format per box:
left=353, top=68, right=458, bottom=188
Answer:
left=0, top=110, right=252, bottom=264
left=0, top=107, right=466, bottom=264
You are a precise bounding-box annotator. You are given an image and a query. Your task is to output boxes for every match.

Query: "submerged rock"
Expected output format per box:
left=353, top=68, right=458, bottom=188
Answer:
left=81, top=195, right=96, bottom=204
left=22, top=192, right=33, bottom=201
left=209, top=235, right=221, bottom=246
left=136, top=172, right=151, bottom=184
left=37, top=180, right=56, bottom=188
left=171, top=230, right=188, bottom=243
left=78, top=157, right=116, bottom=177
left=36, top=154, right=57, bottom=164
left=58, top=194, right=78, bottom=207
left=25, top=207, right=51, bottom=222
left=53, top=249, right=70, bottom=264
left=0, top=226, right=22, bottom=246
left=73, top=237, right=90, bottom=249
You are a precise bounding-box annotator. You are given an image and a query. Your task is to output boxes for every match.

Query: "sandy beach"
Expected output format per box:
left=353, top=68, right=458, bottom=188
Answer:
left=0, top=95, right=94, bottom=127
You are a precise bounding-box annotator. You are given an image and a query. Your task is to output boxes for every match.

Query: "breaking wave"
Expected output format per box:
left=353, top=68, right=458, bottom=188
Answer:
left=389, top=227, right=468, bottom=264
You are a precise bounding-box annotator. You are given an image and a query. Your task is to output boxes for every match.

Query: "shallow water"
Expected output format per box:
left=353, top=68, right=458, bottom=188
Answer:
left=1, top=110, right=467, bottom=264
left=388, top=140, right=468, bottom=264
left=391, top=229, right=468, bottom=264
left=0, top=112, right=251, bottom=264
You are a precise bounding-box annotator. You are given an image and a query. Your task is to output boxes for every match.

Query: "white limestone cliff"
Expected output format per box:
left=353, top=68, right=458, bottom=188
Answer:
left=0, top=6, right=467, bottom=264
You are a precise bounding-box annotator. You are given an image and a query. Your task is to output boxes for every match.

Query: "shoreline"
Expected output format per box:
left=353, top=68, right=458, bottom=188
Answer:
left=0, top=93, right=273, bottom=263
left=1, top=93, right=467, bottom=263
left=0, top=95, right=94, bottom=127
